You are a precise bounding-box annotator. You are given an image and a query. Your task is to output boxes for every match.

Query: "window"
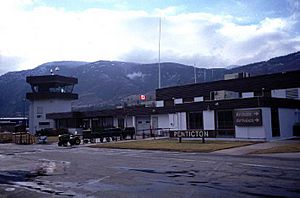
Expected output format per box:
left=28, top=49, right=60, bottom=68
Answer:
left=188, top=112, right=203, bottom=129
left=194, top=96, right=203, bottom=102
left=271, top=89, right=286, bottom=98
left=183, top=97, right=194, bottom=103
left=39, top=122, right=50, bottom=126
left=216, top=110, right=235, bottom=137
left=242, top=92, right=254, bottom=98
left=156, top=100, right=164, bottom=107
left=210, top=92, right=215, bottom=100
left=216, top=110, right=234, bottom=130
left=92, top=118, right=99, bottom=129
left=174, top=98, right=183, bottom=104
left=254, top=89, right=271, bottom=97
left=101, top=117, right=114, bottom=128
left=164, top=100, right=174, bottom=107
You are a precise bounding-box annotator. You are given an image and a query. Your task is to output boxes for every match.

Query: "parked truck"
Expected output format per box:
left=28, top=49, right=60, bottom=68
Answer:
left=83, top=127, right=135, bottom=143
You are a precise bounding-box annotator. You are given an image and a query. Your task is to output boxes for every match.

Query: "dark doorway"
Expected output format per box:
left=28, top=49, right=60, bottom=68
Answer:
left=118, top=118, right=124, bottom=129
left=188, top=112, right=203, bottom=129
left=271, top=108, right=280, bottom=137
left=216, top=110, right=235, bottom=137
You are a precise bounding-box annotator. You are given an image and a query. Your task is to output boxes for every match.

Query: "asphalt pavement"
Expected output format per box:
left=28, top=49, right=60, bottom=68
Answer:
left=0, top=143, right=299, bottom=197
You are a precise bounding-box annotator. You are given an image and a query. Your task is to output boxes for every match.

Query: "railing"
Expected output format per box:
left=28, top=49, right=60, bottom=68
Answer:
left=136, top=128, right=172, bottom=139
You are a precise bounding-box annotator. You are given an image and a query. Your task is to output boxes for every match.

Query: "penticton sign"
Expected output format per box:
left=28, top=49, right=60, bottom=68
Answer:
left=234, top=109, right=262, bottom=126
left=169, top=130, right=216, bottom=138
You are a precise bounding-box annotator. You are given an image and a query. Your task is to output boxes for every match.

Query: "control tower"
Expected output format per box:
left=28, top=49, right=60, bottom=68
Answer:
left=26, top=74, right=78, bottom=134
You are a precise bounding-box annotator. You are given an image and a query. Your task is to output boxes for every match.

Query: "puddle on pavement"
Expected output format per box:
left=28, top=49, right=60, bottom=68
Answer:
left=0, top=170, right=34, bottom=184
left=5, top=187, right=15, bottom=192
left=0, top=159, right=74, bottom=196
left=129, top=168, right=198, bottom=178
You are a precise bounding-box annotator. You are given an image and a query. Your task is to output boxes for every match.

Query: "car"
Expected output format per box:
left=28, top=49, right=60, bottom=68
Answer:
left=37, top=135, right=48, bottom=144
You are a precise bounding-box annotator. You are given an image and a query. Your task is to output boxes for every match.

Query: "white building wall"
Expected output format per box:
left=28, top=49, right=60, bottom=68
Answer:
left=29, top=99, right=73, bottom=134
left=125, top=116, right=135, bottom=127
left=168, top=112, right=187, bottom=130
left=278, top=108, right=297, bottom=138
left=169, top=114, right=176, bottom=129
left=178, top=112, right=187, bottom=130
left=242, top=92, right=254, bottom=98
left=235, top=108, right=272, bottom=140
left=132, top=116, right=136, bottom=128
left=156, top=114, right=170, bottom=129
left=113, top=118, right=118, bottom=128
left=271, top=89, right=286, bottom=98
left=203, top=110, right=215, bottom=130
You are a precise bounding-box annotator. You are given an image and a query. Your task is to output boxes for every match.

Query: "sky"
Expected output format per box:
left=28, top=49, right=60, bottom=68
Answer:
left=0, top=0, right=300, bottom=75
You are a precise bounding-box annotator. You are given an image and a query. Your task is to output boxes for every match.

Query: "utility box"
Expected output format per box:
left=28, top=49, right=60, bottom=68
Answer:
left=213, top=90, right=239, bottom=100
left=0, top=132, right=12, bottom=143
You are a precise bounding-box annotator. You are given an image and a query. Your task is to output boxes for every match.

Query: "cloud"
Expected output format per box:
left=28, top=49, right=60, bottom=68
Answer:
left=0, top=1, right=299, bottom=74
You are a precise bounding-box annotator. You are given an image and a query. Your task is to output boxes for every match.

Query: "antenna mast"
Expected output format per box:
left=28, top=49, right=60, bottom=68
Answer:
left=158, top=17, right=161, bottom=89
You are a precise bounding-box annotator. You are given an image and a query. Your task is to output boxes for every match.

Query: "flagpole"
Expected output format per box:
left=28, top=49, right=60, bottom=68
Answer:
left=194, top=63, right=197, bottom=83
left=158, top=17, right=161, bottom=89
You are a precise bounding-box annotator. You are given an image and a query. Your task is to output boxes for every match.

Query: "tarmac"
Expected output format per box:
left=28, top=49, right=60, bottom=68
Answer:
left=0, top=138, right=300, bottom=197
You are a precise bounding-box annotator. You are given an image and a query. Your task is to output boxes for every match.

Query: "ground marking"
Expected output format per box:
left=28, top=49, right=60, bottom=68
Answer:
left=241, top=163, right=300, bottom=171
left=86, top=176, right=111, bottom=185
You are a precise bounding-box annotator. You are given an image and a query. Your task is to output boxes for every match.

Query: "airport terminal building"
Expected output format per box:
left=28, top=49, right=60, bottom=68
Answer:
left=30, top=70, right=300, bottom=141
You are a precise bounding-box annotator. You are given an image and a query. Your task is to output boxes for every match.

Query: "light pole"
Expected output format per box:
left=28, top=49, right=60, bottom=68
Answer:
left=22, top=98, right=26, bottom=130
left=194, top=65, right=197, bottom=83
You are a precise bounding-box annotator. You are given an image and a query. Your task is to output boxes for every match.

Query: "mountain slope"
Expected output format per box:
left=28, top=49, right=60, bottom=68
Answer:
left=0, top=52, right=299, bottom=116
left=0, top=61, right=88, bottom=116
left=229, top=51, right=300, bottom=75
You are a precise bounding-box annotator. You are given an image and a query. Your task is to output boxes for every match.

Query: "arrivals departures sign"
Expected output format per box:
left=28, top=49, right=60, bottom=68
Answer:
left=234, top=109, right=262, bottom=126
